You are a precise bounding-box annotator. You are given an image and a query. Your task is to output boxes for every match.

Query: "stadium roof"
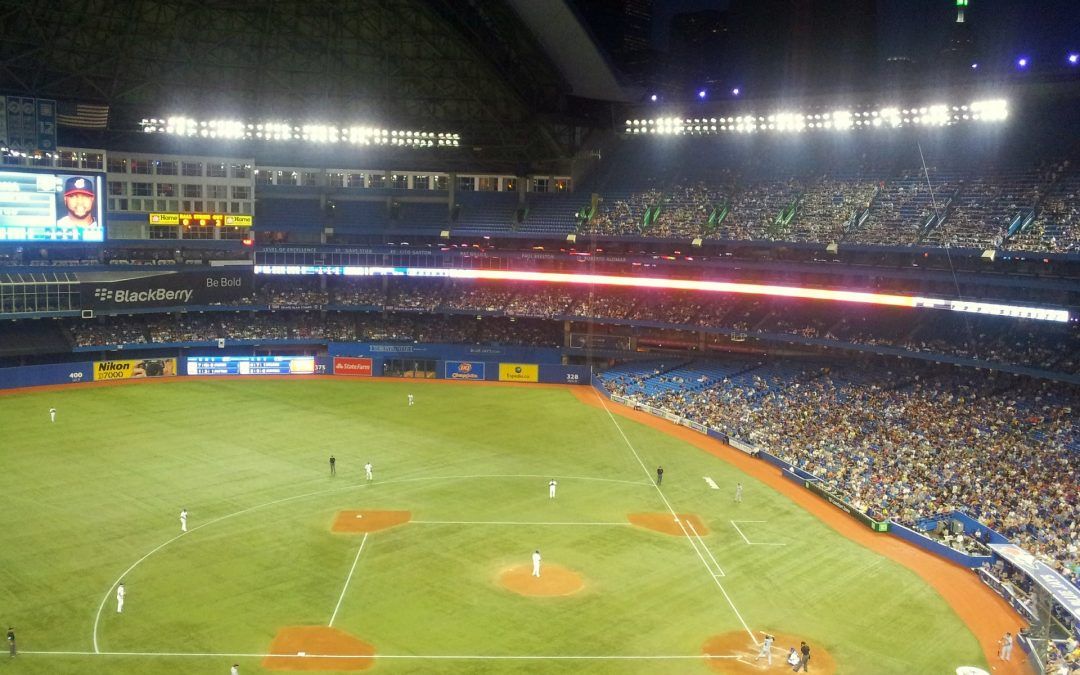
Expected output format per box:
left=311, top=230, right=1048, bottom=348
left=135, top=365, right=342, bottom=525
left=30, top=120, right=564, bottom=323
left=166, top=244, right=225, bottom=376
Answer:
left=0, top=0, right=617, bottom=167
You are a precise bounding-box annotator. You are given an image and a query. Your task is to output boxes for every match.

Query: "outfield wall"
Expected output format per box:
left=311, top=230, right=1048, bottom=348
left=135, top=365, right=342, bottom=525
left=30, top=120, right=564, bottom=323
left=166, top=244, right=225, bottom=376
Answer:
left=0, top=362, right=93, bottom=389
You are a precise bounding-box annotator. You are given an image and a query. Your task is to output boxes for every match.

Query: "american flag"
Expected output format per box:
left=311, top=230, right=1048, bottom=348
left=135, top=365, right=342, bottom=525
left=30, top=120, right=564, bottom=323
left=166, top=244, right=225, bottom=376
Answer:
left=56, top=102, right=109, bottom=129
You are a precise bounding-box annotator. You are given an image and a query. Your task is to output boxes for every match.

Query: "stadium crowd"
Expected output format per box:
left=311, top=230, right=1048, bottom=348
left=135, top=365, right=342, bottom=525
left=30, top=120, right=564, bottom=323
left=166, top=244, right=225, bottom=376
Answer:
left=68, top=278, right=1079, bottom=374
left=600, top=359, right=1080, bottom=587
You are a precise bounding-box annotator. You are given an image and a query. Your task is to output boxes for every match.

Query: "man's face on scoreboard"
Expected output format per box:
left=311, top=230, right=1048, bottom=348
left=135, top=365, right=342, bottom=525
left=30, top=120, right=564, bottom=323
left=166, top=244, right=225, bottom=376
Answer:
left=64, top=191, right=94, bottom=219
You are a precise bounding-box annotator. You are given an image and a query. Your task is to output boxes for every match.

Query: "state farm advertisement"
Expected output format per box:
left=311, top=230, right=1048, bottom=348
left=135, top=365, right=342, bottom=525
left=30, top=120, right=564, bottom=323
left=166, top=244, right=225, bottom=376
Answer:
left=333, top=357, right=373, bottom=376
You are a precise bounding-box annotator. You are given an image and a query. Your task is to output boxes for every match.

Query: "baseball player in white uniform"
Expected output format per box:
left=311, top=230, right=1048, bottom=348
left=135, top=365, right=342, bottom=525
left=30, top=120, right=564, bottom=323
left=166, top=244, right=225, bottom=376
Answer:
left=364, top=462, right=373, bottom=481
left=549, top=479, right=557, bottom=499
left=231, top=664, right=240, bottom=675
left=755, top=634, right=774, bottom=664
left=49, top=408, right=56, bottom=423
left=180, top=508, right=188, bottom=533
left=116, top=583, right=126, bottom=613
left=1000, top=632, right=1013, bottom=660
left=532, top=550, right=542, bottom=577
left=407, top=394, right=414, bottom=406
left=735, top=482, right=743, bottom=503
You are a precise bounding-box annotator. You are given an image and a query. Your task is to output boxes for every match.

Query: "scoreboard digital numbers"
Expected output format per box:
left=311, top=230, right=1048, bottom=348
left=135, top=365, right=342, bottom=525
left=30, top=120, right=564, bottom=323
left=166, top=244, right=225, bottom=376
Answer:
left=186, top=356, right=316, bottom=376
left=0, top=169, right=105, bottom=242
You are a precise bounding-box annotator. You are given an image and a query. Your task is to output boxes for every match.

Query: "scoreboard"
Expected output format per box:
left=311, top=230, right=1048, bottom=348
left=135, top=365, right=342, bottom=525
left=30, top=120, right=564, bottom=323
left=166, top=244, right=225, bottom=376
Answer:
left=186, top=356, right=315, bottom=376
left=0, top=168, right=105, bottom=241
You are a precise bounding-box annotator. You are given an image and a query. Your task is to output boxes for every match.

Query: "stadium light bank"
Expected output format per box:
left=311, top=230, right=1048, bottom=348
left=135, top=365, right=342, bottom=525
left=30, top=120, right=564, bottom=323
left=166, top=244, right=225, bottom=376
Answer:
left=253, top=264, right=1068, bottom=323
left=623, top=99, right=1008, bottom=135
left=139, top=117, right=460, bottom=148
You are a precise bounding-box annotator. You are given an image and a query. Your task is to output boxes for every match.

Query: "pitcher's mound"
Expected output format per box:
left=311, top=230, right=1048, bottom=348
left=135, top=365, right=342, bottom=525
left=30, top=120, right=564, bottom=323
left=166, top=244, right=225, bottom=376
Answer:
left=331, top=510, right=411, bottom=533
left=701, top=631, right=837, bottom=674
left=263, top=626, right=375, bottom=671
left=499, top=564, right=585, bottom=596
left=628, top=512, right=709, bottom=536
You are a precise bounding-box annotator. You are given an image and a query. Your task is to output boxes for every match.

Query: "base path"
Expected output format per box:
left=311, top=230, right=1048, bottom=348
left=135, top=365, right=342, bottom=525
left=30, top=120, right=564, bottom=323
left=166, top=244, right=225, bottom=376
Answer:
left=331, top=510, right=411, bottom=534
left=263, top=626, right=375, bottom=671
left=499, top=564, right=585, bottom=597
left=571, top=387, right=1032, bottom=675
left=628, top=512, right=709, bottom=536
left=702, top=632, right=835, bottom=674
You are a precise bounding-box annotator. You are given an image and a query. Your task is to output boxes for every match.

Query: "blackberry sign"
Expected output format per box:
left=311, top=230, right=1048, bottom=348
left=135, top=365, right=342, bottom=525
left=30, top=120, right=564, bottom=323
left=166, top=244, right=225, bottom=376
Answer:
left=80, top=270, right=252, bottom=310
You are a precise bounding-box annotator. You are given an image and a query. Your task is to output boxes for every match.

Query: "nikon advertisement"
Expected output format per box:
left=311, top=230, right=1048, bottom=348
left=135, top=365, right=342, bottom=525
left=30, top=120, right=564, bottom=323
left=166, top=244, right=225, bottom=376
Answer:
left=80, top=270, right=253, bottom=310
left=93, top=358, right=177, bottom=381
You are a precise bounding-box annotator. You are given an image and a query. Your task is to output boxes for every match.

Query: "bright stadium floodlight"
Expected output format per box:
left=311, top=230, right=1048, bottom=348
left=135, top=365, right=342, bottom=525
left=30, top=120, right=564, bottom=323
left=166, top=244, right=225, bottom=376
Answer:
left=1016, top=57, right=1029, bottom=69
left=622, top=98, right=1006, bottom=137
left=1068, top=53, right=1079, bottom=65
left=650, top=93, right=658, bottom=102
left=139, top=115, right=458, bottom=148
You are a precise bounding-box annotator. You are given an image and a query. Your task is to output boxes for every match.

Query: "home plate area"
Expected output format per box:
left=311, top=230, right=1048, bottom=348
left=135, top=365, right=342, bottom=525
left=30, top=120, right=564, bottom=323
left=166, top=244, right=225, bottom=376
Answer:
left=702, top=631, right=836, bottom=673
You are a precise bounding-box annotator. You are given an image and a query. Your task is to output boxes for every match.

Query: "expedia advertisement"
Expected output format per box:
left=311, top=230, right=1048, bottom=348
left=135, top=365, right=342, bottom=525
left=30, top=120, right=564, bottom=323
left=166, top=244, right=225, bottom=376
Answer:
left=444, top=360, right=484, bottom=380
left=80, top=270, right=253, bottom=311
left=93, top=358, right=177, bottom=381
left=498, top=363, right=539, bottom=383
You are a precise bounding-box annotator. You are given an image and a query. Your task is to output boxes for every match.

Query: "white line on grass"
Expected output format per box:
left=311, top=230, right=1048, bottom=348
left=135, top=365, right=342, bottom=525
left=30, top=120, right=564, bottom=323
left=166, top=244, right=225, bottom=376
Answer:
left=592, top=389, right=758, bottom=646
left=24, top=649, right=742, bottom=660
left=686, top=521, right=725, bottom=576
left=731, top=520, right=787, bottom=546
left=90, top=471, right=647, bottom=652
left=328, top=533, right=369, bottom=627
left=411, top=520, right=630, bottom=526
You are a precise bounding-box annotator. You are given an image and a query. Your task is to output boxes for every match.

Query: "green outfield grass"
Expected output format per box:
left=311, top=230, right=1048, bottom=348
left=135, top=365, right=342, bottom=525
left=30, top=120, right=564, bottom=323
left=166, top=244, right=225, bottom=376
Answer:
left=0, top=379, right=986, bottom=673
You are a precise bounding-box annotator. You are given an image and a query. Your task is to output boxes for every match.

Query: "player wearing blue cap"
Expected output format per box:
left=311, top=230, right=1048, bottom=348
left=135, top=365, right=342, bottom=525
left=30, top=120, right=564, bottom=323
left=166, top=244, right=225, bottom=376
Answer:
left=56, top=176, right=97, bottom=229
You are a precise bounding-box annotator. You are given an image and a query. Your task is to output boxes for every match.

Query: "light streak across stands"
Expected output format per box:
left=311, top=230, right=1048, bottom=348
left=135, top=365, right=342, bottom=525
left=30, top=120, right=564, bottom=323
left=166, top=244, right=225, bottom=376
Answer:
left=252, top=265, right=1070, bottom=323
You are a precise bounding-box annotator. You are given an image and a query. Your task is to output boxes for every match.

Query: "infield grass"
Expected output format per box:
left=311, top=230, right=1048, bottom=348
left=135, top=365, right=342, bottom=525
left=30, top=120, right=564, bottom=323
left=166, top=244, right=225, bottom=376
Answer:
left=0, top=379, right=986, bottom=673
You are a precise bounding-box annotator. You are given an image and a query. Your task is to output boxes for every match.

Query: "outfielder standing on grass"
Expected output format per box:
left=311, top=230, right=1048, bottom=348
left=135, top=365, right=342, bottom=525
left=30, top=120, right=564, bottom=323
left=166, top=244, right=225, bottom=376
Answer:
left=329, top=455, right=336, bottom=476
left=549, top=479, right=557, bottom=498
left=7, top=627, right=14, bottom=658
left=49, top=407, right=56, bottom=423
left=735, top=482, right=743, bottom=503
left=116, top=583, right=126, bottom=613
left=180, top=508, right=188, bottom=533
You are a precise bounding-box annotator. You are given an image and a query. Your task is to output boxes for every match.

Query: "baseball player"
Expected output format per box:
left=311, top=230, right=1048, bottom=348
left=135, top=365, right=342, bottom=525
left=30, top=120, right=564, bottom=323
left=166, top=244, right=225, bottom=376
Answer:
left=7, top=627, right=14, bottom=658
left=180, top=508, right=188, bottom=533
left=49, top=407, right=56, bottom=423
left=787, top=647, right=800, bottom=668
left=532, top=550, right=542, bottom=577
left=364, top=462, right=373, bottom=481
left=735, top=482, right=743, bottom=503
left=231, top=664, right=240, bottom=675
left=116, top=583, right=126, bottom=613
left=1000, top=632, right=1013, bottom=660
left=407, top=394, right=414, bottom=406
left=755, top=634, right=774, bottom=664
left=549, top=479, right=557, bottom=499
left=656, top=466, right=664, bottom=485
left=329, top=455, right=336, bottom=476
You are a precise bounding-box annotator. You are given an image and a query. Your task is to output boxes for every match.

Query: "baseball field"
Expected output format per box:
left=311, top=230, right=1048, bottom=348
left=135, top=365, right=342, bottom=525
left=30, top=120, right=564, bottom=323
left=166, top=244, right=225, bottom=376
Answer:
left=0, top=377, right=1018, bottom=673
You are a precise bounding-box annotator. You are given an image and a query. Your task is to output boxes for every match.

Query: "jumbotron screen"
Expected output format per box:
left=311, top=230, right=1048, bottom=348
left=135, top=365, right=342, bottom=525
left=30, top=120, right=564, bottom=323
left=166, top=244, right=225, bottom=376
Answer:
left=0, top=169, right=105, bottom=242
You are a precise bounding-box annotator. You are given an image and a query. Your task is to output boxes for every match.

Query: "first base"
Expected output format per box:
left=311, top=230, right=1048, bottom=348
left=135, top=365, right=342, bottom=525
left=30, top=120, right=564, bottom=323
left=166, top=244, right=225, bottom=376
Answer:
left=298, top=651, right=306, bottom=656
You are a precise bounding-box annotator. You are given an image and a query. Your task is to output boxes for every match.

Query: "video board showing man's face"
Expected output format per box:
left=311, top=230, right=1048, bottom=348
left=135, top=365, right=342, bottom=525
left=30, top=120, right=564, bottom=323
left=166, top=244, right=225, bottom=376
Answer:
left=0, top=169, right=105, bottom=242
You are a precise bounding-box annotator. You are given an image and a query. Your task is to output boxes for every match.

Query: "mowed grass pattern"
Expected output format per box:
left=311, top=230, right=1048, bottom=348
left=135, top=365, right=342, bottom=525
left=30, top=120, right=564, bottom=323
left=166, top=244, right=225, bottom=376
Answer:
left=0, top=379, right=986, bottom=673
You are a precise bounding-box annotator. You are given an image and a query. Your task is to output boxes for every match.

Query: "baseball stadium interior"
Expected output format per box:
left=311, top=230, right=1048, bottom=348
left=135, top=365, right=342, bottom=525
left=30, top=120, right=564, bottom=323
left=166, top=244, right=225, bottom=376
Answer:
left=1, top=0, right=1079, bottom=672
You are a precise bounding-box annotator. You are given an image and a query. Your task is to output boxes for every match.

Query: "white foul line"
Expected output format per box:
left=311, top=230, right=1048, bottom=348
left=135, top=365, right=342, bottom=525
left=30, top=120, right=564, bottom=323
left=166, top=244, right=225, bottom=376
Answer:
left=686, top=521, right=725, bottom=577
left=592, top=389, right=758, bottom=646
left=329, top=533, right=368, bottom=627
left=22, top=649, right=742, bottom=661
left=731, top=520, right=787, bottom=546
left=411, top=520, right=630, bottom=527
